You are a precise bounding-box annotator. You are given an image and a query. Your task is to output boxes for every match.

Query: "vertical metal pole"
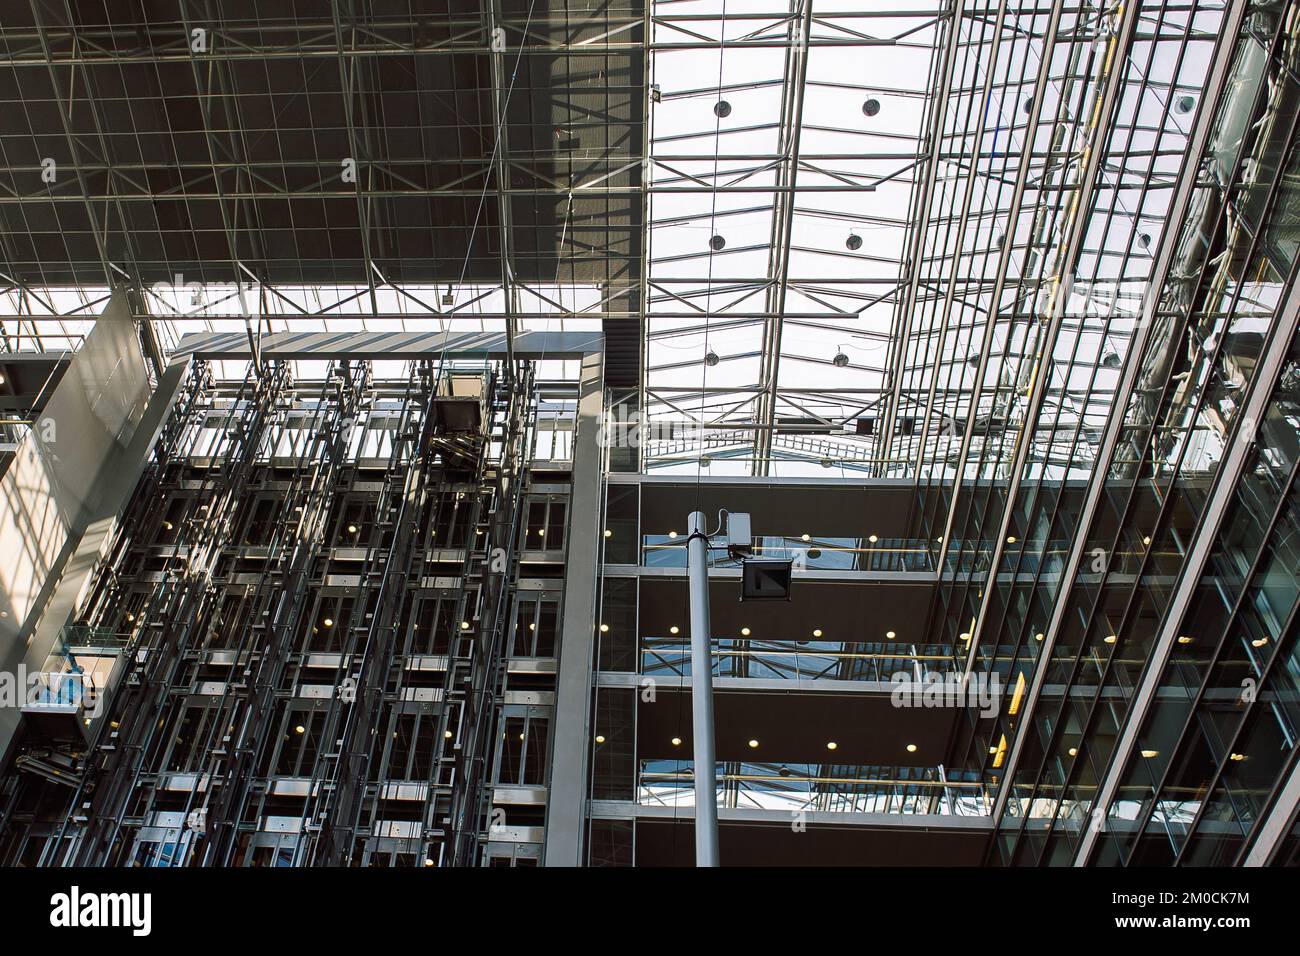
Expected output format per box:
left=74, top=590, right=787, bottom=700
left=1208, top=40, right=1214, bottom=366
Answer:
left=686, top=510, right=720, bottom=866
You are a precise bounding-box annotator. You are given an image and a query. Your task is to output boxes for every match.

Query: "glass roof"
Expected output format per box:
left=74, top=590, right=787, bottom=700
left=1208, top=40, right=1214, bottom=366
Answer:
left=0, top=0, right=1229, bottom=477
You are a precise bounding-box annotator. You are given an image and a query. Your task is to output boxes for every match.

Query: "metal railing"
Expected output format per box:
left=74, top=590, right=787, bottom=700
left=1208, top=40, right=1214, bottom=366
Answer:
left=637, top=761, right=991, bottom=816
left=641, top=638, right=955, bottom=683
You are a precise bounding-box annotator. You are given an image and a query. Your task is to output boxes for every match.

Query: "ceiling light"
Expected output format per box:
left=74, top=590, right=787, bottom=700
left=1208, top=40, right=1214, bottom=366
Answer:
left=444, top=730, right=453, bottom=739
left=801, top=533, right=811, bottom=542
left=713, top=100, right=732, bottom=118
left=603, top=529, right=612, bottom=538
left=595, top=735, right=606, bottom=744
left=1101, top=350, right=1122, bottom=369
left=162, top=521, right=174, bottom=531
left=1252, top=637, right=1269, bottom=648
left=846, top=233, right=863, bottom=251
left=323, top=617, right=333, bottom=627
left=424, top=859, right=434, bottom=867
left=832, top=350, right=849, bottom=368
left=1230, top=752, right=1246, bottom=762
left=747, top=739, right=759, bottom=749
left=906, top=744, right=917, bottom=753
left=671, top=737, right=682, bottom=746
left=740, top=627, right=751, bottom=636
left=295, top=725, right=305, bottom=734
left=820, top=458, right=834, bottom=468
left=812, top=628, right=823, bottom=638
left=1104, top=634, right=1117, bottom=644
left=1143, top=535, right=1152, bottom=546
left=1138, top=233, right=1152, bottom=249
left=704, top=349, right=719, bottom=367
left=709, top=234, right=726, bottom=251
left=1175, top=94, right=1196, bottom=114
left=1141, top=749, right=1159, bottom=759
left=461, top=620, right=471, bottom=630
left=668, top=530, right=678, bottom=538
left=886, top=630, right=896, bottom=639
left=1177, top=635, right=1193, bottom=645
left=1035, top=632, right=1045, bottom=641
left=1006, top=535, right=1017, bottom=544
left=826, top=741, right=838, bottom=751
left=862, top=97, right=881, bottom=117
left=868, top=534, right=878, bottom=543
left=599, top=624, right=609, bottom=633
left=669, top=626, right=679, bottom=635
left=347, top=524, right=357, bottom=534
left=1068, top=747, right=1078, bottom=756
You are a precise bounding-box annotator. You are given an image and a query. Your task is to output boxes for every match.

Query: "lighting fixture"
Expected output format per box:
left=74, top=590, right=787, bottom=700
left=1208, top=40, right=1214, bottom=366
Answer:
left=461, top=620, right=471, bottom=630
left=747, top=739, right=759, bottom=749
left=709, top=234, right=726, bottom=251
left=1035, top=632, right=1045, bottom=641
left=801, top=533, right=811, bottom=542
left=669, top=625, right=679, bottom=635
left=1230, top=752, right=1246, bottom=762
left=812, top=628, right=823, bottom=638
left=846, top=233, right=863, bottom=251
left=424, top=859, right=434, bottom=867
left=832, top=349, right=849, bottom=368
left=1175, top=94, right=1196, bottom=114
left=868, top=534, right=878, bottom=543
left=1177, top=635, right=1193, bottom=645
left=444, top=730, right=453, bottom=739
left=323, top=617, right=334, bottom=627
left=704, top=349, right=719, bottom=367
left=1104, top=634, right=1117, bottom=644
left=295, top=725, right=305, bottom=734
left=886, top=630, right=896, bottom=639
left=862, top=97, right=880, bottom=116
left=671, top=737, right=682, bottom=746
left=906, top=744, right=917, bottom=753
left=162, top=521, right=173, bottom=531
left=668, top=530, right=678, bottom=538
left=1068, top=747, right=1078, bottom=757
left=1141, top=749, right=1159, bottom=759
left=347, top=524, right=357, bottom=534
left=599, top=624, right=609, bottom=633
left=1143, top=536, right=1152, bottom=546
left=1006, top=535, right=1017, bottom=544
left=714, top=100, right=732, bottom=118
left=826, top=741, right=838, bottom=751
left=740, top=627, right=751, bottom=636
left=595, top=735, right=606, bottom=744
left=603, top=529, right=612, bottom=538
left=1252, top=637, right=1269, bottom=648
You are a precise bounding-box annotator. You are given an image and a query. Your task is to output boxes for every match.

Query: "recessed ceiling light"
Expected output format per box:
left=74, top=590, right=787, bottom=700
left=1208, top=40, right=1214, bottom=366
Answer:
left=906, top=743, right=917, bottom=753
left=595, top=735, right=606, bottom=744
left=461, top=620, right=471, bottom=630
left=714, top=100, right=732, bottom=118
left=604, top=529, right=612, bottom=538
left=886, top=630, right=896, bottom=639
left=444, top=730, right=453, bottom=739
left=704, top=349, right=719, bottom=367
left=740, top=627, right=751, bottom=636
left=709, top=234, right=726, bottom=251
left=1177, top=635, right=1193, bottom=644
left=862, top=97, right=881, bottom=116
left=1229, top=752, right=1246, bottom=762
left=1035, top=632, right=1045, bottom=641
left=424, top=858, right=434, bottom=867
left=1104, top=635, right=1117, bottom=644
left=323, top=617, right=334, bottom=627
left=846, top=233, right=863, bottom=251
left=1006, top=535, right=1017, bottom=544
left=1142, top=536, right=1151, bottom=546
left=826, top=741, right=838, bottom=751
left=668, top=531, right=678, bottom=538
left=670, top=625, right=679, bottom=635
left=1252, top=637, right=1269, bottom=647
left=347, top=524, right=358, bottom=534
left=868, top=534, right=878, bottom=543
left=801, top=533, right=811, bottom=542
left=812, top=628, right=823, bottom=638
left=295, top=725, right=305, bottom=734
left=671, top=737, right=682, bottom=746
left=1068, top=747, right=1078, bottom=756
left=1141, top=749, right=1159, bottom=758
left=747, top=739, right=759, bottom=749
left=599, top=624, right=609, bottom=633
